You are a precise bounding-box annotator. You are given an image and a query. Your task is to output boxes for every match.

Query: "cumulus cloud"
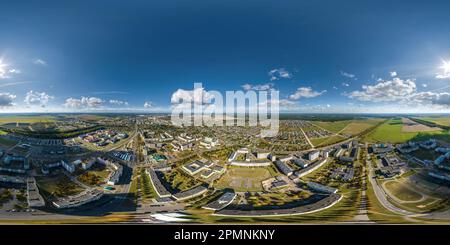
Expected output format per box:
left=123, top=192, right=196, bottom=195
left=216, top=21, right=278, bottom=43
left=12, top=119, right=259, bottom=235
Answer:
left=340, top=70, right=356, bottom=79
left=109, top=99, right=129, bottom=106
left=390, top=71, right=397, bottom=77
left=64, top=96, right=104, bottom=109
left=347, top=77, right=416, bottom=102
left=268, top=68, right=292, bottom=81
left=0, top=93, right=16, bottom=107
left=241, top=83, right=274, bottom=91
left=144, top=101, right=153, bottom=108
left=289, top=87, right=327, bottom=100
left=24, top=91, right=54, bottom=107
left=33, top=59, right=47, bottom=66
left=409, top=92, right=450, bottom=107
left=171, top=87, right=215, bottom=105
left=342, top=82, right=350, bottom=87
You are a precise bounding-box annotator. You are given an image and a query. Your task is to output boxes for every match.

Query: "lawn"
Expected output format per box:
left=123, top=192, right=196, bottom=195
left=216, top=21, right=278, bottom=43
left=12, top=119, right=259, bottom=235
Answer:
left=36, top=175, right=84, bottom=198
left=246, top=191, right=312, bottom=208
left=141, top=168, right=157, bottom=200
left=364, top=118, right=450, bottom=143
left=163, top=168, right=200, bottom=192
left=215, top=167, right=272, bottom=192
left=383, top=181, right=423, bottom=202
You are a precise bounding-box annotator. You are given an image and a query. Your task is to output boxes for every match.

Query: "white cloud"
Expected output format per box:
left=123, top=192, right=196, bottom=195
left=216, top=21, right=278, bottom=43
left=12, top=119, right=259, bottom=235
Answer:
left=109, top=99, right=129, bottom=106
left=347, top=75, right=450, bottom=109
left=289, top=87, right=327, bottom=100
left=33, top=59, right=47, bottom=66
left=0, top=93, right=16, bottom=107
left=64, top=96, right=104, bottom=109
left=347, top=77, right=416, bottom=102
left=422, top=83, right=428, bottom=88
left=0, top=59, right=20, bottom=79
left=436, top=73, right=450, bottom=79
left=409, top=92, right=450, bottom=107
left=390, top=71, right=397, bottom=77
left=342, top=82, right=350, bottom=87
left=268, top=68, right=292, bottom=81
left=171, top=87, right=214, bottom=105
left=24, top=91, right=54, bottom=107
left=8, top=69, right=21, bottom=74
left=144, top=101, right=153, bottom=108
left=241, top=83, right=274, bottom=91
left=333, top=86, right=338, bottom=90
left=340, top=70, right=356, bottom=79
left=436, top=60, right=450, bottom=79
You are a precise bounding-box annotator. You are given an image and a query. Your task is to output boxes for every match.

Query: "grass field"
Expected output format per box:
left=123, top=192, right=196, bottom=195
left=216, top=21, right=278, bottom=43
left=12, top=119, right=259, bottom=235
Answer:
left=310, top=135, right=346, bottom=147
left=0, top=115, right=56, bottom=124
left=163, top=168, right=200, bottom=192
left=36, top=175, right=84, bottom=198
left=364, top=118, right=450, bottom=143
left=383, top=180, right=423, bottom=202
left=312, top=120, right=352, bottom=133
left=215, top=167, right=272, bottom=192
left=340, top=119, right=384, bottom=136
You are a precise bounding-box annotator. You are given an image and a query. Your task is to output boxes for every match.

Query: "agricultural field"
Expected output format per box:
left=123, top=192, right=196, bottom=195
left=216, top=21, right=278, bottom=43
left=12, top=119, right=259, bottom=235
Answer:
left=339, top=119, right=384, bottom=136
left=0, top=115, right=57, bottom=125
left=417, top=116, right=450, bottom=126
left=310, top=135, right=346, bottom=147
left=215, top=167, right=273, bottom=192
left=364, top=118, right=450, bottom=143
left=312, top=120, right=352, bottom=133
left=401, top=117, right=442, bottom=132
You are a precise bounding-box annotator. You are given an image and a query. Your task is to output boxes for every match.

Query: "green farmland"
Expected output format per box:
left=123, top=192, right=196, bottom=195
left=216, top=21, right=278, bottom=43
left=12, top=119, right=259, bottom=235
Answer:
left=364, top=118, right=450, bottom=143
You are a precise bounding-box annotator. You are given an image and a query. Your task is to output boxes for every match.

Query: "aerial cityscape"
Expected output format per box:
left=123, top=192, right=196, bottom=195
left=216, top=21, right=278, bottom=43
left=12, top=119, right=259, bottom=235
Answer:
left=0, top=0, right=449, bottom=226
left=0, top=113, right=448, bottom=224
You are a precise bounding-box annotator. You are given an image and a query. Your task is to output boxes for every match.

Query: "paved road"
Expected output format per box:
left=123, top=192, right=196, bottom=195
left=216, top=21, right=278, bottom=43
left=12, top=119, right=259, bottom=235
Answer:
left=367, top=164, right=414, bottom=216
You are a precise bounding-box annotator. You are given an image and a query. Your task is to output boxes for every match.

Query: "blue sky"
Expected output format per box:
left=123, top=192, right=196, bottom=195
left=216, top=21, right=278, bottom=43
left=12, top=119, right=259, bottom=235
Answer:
left=1, top=0, right=450, bottom=113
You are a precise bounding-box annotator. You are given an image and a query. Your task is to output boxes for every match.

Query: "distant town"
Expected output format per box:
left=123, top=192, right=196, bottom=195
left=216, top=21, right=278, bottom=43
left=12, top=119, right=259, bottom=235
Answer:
left=0, top=113, right=449, bottom=224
